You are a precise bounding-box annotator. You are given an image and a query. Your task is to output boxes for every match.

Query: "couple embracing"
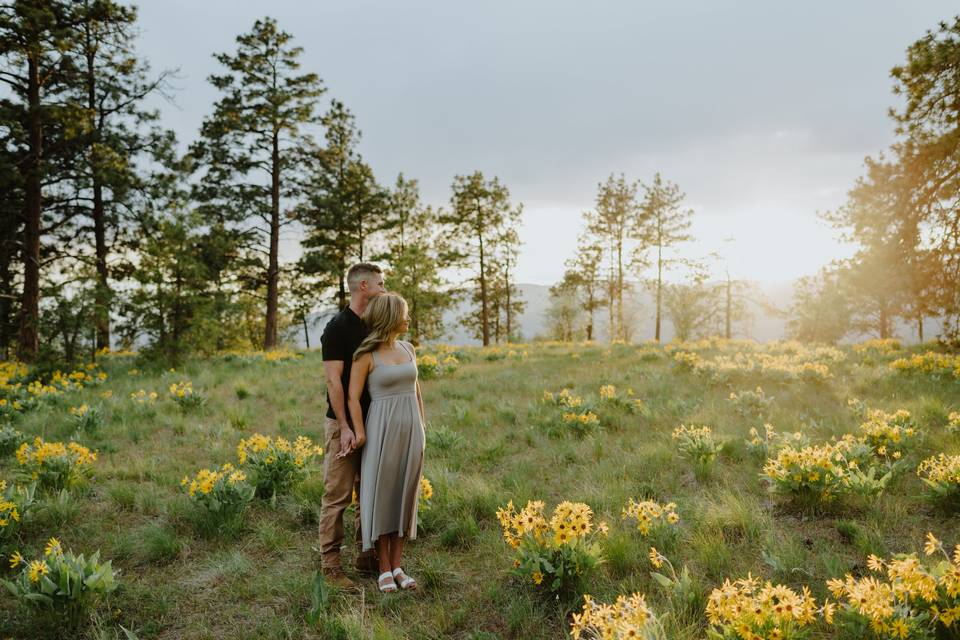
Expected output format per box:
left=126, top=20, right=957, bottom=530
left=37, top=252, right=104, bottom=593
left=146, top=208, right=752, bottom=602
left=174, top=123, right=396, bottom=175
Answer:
left=318, top=262, right=426, bottom=593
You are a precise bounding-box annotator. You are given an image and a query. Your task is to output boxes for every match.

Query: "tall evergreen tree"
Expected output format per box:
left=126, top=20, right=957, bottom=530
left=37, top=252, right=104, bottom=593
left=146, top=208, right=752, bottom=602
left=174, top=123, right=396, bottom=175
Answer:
left=636, top=173, right=693, bottom=342
left=443, top=171, right=521, bottom=346
left=72, top=0, right=171, bottom=351
left=585, top=174, right=639, bottom=342
left=558, top=238, right=605, bottom=341
left=382, top=174, right=452, bottom=344
left=0, top=0, right=87, bottom=361
left=190, top=17, right=324, bottom=349
left=298, top=100, right=385, bottom=310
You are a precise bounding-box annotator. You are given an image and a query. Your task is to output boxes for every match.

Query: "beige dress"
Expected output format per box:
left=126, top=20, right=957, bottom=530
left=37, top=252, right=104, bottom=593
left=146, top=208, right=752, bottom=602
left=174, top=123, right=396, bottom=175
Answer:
left=359, top=341, right=425, bottom=551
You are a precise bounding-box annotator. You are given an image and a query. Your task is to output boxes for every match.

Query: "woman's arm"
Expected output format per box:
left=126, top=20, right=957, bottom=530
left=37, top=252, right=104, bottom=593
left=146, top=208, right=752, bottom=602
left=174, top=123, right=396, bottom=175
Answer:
left=346, top=353, right=372, bottom=452
left=408, top=342, right=426, bottom=423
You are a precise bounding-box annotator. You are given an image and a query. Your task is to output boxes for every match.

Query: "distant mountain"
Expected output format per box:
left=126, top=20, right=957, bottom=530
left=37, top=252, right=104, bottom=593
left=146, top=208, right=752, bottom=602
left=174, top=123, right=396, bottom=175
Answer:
left=287, top=280, right=935, bottom=347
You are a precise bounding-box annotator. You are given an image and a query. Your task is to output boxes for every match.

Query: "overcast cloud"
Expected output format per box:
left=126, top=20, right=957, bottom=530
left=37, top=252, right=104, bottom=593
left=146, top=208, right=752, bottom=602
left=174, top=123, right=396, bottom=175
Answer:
left=135, top=0, right=955, bottom=285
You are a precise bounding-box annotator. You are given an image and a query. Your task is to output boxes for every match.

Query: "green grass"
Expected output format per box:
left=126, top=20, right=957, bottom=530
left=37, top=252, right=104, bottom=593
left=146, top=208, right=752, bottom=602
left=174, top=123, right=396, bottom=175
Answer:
left=0, top=343, right=958, bottom=638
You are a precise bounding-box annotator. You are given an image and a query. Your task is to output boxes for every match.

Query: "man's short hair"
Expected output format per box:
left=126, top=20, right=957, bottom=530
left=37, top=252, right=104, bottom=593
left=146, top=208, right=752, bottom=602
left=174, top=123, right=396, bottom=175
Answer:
left=346, top=262, right=383, bottom=292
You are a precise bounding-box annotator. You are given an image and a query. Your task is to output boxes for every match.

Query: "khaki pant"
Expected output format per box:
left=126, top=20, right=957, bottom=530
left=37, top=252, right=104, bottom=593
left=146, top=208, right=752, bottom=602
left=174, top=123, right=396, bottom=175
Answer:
left=319, top=418, right=368, bottom=568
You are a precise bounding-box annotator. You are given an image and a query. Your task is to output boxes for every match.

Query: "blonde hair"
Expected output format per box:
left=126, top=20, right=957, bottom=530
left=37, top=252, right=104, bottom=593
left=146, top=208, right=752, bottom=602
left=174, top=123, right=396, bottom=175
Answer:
left=353, top=293, right=408, bottom=361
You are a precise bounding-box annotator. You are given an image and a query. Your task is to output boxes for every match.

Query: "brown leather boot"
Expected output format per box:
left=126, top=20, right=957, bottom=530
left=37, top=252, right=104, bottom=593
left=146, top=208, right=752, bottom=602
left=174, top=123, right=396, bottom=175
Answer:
left=354, top=552, right=379, bottom=576
left=321, top=565, right=356, bottom=589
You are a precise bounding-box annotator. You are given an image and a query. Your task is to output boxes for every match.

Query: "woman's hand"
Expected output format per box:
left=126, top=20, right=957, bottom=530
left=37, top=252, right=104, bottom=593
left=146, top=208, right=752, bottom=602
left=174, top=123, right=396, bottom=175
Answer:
left=355, top=430, right=367, bottom=448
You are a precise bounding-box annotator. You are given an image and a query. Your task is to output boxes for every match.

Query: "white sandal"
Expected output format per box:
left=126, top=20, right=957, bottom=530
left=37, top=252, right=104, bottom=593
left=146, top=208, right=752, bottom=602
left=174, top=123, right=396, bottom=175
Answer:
left=392, top=567, right=417, bottom=590
left=378, top=571, right=398, bottom=593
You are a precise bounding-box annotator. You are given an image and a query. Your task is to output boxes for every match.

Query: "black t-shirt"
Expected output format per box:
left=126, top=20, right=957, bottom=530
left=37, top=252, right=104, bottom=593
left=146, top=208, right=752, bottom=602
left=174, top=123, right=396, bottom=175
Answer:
left=321, top=307, right=370, bottom=424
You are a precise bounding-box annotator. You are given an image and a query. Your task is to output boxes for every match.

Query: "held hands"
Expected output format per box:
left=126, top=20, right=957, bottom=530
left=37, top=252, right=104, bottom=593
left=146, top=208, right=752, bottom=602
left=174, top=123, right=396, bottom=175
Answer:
left=336, top=425, right=366, bottom=459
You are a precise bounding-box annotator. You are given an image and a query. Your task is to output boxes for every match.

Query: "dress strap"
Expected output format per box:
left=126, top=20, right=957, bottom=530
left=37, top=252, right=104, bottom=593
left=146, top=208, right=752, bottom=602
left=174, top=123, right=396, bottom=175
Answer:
left=398, top=340, right=414, bottom=362
left=370, top=349, right=380, bottom=368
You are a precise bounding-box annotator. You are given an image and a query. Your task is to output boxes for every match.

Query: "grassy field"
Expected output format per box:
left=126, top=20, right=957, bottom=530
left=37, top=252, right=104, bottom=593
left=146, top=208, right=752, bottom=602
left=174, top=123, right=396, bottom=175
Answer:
left=1, top=340, right=959, bottom=639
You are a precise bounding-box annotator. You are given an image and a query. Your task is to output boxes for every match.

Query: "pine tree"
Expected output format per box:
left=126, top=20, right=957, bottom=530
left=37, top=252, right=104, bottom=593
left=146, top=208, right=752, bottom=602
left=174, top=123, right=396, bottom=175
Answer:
left=190, top=17, right=324, bottom=349
left=636, top=173, right=693, bottom=342
left=73, top=0, right=171, bottom=351
left=443, top=171, right=521, bottom=346
left=0, top=0, right=87, bottom=360
left=585, top=174, right=639, bottom=342
left=298, top=100, right=386, bottom=310
left=382, top=174, right=452, bottom=344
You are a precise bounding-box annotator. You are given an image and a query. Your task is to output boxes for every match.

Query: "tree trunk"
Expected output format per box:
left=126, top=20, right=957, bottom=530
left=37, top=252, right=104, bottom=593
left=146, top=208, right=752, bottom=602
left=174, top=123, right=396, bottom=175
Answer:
left=654, top=243, right=663, bottom=342
left=879, top=306, right=889, bottom=340
left=725, top=274, right=732, bottom=340
left=478, top=231, right=489, bottom=346
left=616, top=239, right=623, bottom=342
left=505, top=268, right=512, bottom=343
left=337, top=269, right=346, bottom=310
left=917, top=311, right=923, bottom=343
left=18, top=54, right=42, bottom=362
left=302, top=314, right=310, bottom=348
left=86, top=39, right=111, bottom=351
left=264, top=130, right=281, bottom=349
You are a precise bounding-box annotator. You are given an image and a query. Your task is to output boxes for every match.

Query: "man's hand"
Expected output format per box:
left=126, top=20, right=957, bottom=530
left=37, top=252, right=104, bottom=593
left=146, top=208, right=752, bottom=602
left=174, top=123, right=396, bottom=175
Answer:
left=337, top=426, right=356, bottom=458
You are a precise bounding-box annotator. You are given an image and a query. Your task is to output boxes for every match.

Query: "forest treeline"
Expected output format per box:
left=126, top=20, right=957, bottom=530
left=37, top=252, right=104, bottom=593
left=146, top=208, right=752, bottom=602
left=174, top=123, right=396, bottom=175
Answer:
left=0, top=2, right=525, bottom=364
left=2, top=3, right=960, bottom=366
left=546, top=18, right=960, bottom=348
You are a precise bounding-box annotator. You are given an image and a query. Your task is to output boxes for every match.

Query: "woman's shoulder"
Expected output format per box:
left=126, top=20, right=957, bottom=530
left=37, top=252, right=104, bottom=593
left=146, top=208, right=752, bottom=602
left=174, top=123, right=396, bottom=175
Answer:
left=401, top=340, right=416, bottom=352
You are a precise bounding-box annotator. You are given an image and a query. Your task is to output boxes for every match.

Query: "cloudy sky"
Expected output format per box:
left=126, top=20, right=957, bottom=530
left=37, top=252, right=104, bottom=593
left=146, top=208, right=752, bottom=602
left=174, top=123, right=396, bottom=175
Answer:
left=136, top=0, right=955, bottom=286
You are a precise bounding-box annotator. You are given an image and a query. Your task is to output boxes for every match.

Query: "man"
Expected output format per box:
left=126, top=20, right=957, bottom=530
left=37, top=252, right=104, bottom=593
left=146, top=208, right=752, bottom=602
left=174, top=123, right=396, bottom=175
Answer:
left=319, top=262, right=386, bottom=587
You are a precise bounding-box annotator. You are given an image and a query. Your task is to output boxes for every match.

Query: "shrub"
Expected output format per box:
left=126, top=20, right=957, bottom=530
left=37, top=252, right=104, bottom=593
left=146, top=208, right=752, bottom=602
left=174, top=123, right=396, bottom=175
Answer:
left=181, top=463, right=255, bottom=535
left=916, top=453, right=960, bottom=508
left=671, top=424, right=720, bottom=472
left=168, top=380, right=206, bottom=411
left=16, top=437, right=96, bottom=492
left=0, top=425, right=25, bottom=456
left=947, top=411, right=960, bottom=436
left=236, top=433, right=323, bottom=499
left=0, top=397, right=24, bottom=422
left=858, top=409, right=917, bottom=462
left=0, top=480, right=36, bottom=553
left=561, top=410, right=600, bottom=437
left=727, top=386, right=774, bottom=420
left=69, top=403, right=103, bottom=434
left=745, top=424, right=809, bottom=459
left=129, top=389, right=158, bottom=405
left=496, top=499, right=607, bottom=598
left=3, top=538, right=119, bottom=632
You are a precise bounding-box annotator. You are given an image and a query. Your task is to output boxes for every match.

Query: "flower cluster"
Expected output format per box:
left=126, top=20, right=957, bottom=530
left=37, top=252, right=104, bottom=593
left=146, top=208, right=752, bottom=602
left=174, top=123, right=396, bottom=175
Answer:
left=948, top=411, right=960, bottom=436
left=673, top=348, right=836, bottom=384
left=853, top=338, right=902, bottom=355
left=419, top=476, right=433, bottom=507
left=236, top=433, right=323, bottom=497
left=570, top=593, right=664, bottom=640
left=727, top=386, right=774, bottom=420
left=858, top=409, right=916, bottom=463
left=917, top=453, right=960, bottom=506
left=621, top=499, right=679, bottom=536
left=827, top=532, right=960, bottom=636
left=562, top=410, right=600, bottom=435
left=169, top=380, right=206, bottom=410
left=181, top=463, right=254, bottom=535
left=890, top=351, right=960, bottom=379
left=0, top=396, right=24, bottom=422
left=745, top=423, right=809, bottom=459
left=544, top=388, right=584, bottom=409
left=761, top=436, right=879, bottom=501
left=15, top=437, right=96, bottom=491
left=496, top=500, right=607, bottom=595
left=671, top=424, right=720, bottom=469
left=3, top=537, right=118, bottom=629
left=68, top=403, right=102, bottom=434
left=706, top=574, right=827, bottom=639
left=416, top=353, right=459, bottom=379
left=0, top=480, right=35, bottom=548
left=129, top=389, right=158, bottom=405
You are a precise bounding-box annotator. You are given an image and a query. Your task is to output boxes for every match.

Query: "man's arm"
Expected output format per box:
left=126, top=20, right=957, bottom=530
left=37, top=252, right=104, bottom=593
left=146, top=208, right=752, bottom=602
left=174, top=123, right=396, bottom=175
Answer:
left=323, top=360, right=356, bottom=449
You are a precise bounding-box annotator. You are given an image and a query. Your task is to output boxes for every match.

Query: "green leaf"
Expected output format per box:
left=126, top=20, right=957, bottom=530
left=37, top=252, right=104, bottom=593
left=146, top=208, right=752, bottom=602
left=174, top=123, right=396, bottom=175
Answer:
left=651, top=572, right=673, bottom=589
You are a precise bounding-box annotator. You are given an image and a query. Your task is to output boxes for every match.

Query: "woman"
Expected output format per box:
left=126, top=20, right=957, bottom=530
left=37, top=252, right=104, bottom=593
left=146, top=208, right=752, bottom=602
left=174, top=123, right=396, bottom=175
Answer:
left=347, top=293, right=426, bottom=593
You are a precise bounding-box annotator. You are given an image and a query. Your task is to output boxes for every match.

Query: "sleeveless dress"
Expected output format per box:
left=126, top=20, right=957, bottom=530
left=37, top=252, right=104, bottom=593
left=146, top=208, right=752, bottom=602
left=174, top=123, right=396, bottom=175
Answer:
left=359, top=340, right=425, bottom=551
